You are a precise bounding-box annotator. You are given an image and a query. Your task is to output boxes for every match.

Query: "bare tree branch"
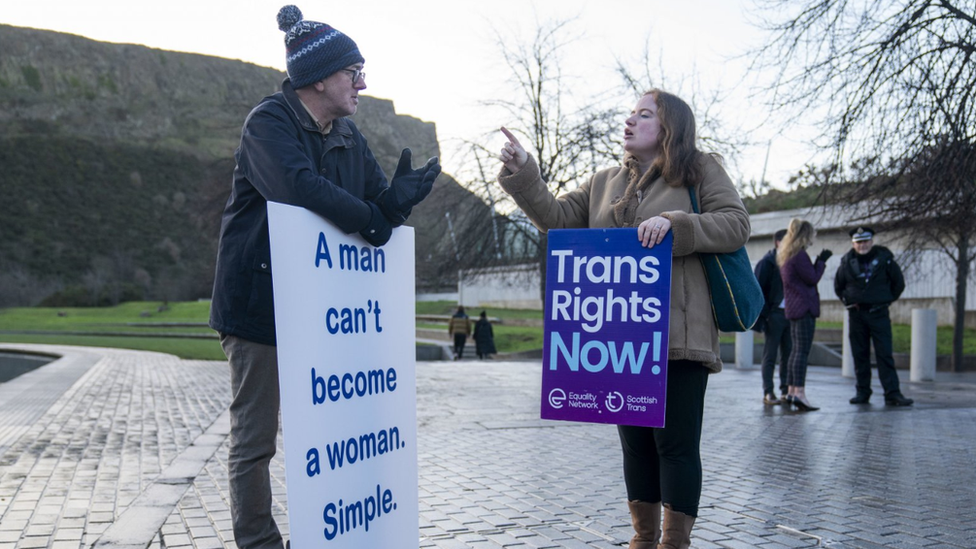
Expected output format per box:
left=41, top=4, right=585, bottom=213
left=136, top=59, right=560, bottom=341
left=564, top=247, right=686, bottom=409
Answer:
left=749, top=0, right=976, bottom=370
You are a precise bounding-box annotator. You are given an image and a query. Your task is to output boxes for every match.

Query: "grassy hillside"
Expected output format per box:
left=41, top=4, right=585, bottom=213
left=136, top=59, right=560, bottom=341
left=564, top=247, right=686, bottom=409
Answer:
left=0, top=24, right=495, bottom=306
left=0, top=135, right=229, bottom=306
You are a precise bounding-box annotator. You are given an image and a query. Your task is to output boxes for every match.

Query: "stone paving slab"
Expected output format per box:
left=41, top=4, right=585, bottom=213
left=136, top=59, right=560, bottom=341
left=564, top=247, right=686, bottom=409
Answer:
left=1, top=345, right=975, bottom=548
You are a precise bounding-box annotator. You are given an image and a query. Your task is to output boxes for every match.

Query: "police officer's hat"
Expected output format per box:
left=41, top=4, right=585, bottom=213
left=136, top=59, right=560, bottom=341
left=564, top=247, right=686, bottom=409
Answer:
left=849, top=226, right=875, bottom=242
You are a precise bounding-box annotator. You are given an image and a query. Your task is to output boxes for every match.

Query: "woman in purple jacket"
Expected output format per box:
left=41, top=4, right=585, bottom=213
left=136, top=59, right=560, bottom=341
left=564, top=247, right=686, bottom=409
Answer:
left=778, top=218, right=832, bottom=411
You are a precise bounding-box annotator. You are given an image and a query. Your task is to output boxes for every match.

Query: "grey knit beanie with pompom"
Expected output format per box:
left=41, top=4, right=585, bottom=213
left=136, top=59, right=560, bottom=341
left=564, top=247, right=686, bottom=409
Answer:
left=277, top=5, right=364, bottom=89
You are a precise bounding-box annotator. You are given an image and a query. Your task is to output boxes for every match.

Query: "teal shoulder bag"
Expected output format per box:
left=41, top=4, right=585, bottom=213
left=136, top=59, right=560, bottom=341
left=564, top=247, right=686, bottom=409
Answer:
left=688, top=187, right=764, bottom=332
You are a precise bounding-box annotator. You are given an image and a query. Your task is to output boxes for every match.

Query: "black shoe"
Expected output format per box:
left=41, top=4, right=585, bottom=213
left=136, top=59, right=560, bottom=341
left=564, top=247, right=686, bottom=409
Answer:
left=763, top=393, right=781, bottom=405
left=885, top=393, right=914, bottom=406
left=849, top=393, right=871, bottom=404
left=792, top=397, right=819, bottom=412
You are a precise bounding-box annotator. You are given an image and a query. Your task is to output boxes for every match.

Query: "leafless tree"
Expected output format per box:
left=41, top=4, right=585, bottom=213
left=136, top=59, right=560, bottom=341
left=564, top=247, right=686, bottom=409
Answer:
left=448, top=18, right=624, bottom=300
left=483, top=18, right=621, bottom=192
left=0, top=261, right=62, bottom=307
left=751, top=0, right=976, bottom=370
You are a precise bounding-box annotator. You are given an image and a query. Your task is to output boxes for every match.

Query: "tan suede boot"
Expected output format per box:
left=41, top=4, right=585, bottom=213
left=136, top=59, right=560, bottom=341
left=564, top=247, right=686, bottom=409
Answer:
left=658, top=504, right=695, bottom=549
left=626, top=500, right=662, bottom=549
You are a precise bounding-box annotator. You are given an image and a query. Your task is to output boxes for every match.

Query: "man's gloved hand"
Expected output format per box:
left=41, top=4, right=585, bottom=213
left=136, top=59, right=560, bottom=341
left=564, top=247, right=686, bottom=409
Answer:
left=380, top=148, right=440, bottom=222
left=359, top=202, right=393, bottom=247
left=817, top=249, right=833, bottom=263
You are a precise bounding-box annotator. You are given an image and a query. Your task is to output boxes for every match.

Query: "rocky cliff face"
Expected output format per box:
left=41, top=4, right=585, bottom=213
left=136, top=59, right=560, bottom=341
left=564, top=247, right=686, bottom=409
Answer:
left=0, top=24, right=487, bottom=306
left=0, top=24, right=439, bottom=169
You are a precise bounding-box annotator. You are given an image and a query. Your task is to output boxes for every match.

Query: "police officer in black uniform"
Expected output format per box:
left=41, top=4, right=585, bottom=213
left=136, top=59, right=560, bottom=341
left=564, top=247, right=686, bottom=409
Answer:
left=834, top=227, right=913, bottom=406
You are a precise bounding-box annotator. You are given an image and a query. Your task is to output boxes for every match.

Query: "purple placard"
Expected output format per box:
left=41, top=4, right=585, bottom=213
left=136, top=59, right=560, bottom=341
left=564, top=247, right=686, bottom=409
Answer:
left=541, top=228, right=672, bottom=427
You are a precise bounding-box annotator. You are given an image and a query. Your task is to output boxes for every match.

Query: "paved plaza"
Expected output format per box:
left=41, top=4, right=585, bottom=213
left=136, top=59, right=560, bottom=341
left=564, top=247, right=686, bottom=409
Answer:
left=1, top=343, right=975, bottom=548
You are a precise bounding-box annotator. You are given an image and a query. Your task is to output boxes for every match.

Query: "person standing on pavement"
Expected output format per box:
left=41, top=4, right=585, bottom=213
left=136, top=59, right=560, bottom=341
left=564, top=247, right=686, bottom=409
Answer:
left=754, top=228, right=792, bottom=405
left=448, top=305, right=471, bottom=360
left=778, top=218, right=831, bottom=412
left=473, top=310, right=496, bottom=359
left=208, top=6, right=439, bottom=548
left=497, top=89, right=750, bottom=549
left=834, top=227, right=913, bottom=406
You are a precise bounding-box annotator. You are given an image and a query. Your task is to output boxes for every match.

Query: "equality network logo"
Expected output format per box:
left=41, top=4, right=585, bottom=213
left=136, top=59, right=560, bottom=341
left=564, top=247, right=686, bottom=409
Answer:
left=548, top=388, right=623, bottom=412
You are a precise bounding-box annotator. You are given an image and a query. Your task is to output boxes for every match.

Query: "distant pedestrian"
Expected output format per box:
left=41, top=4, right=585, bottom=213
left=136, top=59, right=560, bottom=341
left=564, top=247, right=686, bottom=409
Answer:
left=754, top=228, right=791, bottom=405
left=473, top=311, right=496, bottom=359
left=834, top=227, right=913, bottom=406
left=448, top=305, right=471, bottom=360
left=778, top=218, right=831, bottom=412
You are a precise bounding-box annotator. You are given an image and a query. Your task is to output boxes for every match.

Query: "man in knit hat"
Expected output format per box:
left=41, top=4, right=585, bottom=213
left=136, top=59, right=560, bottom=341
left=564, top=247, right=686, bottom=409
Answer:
left=209, top=6, right=440, bottom=548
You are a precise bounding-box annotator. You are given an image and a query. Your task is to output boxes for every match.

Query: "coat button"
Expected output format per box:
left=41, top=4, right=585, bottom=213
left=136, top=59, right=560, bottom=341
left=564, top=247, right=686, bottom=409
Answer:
left=261, top=263, right=268, bottom=269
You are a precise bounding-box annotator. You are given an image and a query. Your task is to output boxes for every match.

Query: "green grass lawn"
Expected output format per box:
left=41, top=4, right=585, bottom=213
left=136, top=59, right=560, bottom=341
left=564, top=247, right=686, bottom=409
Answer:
left=0, top=301, right=223, bottom=360
left=0, top=300, right=548, bottom=358
left=418, top=321, right=545, bottom=354
left=417, top=301, right=545, bottom=353
left=416, top=300, right=543, bottom=321
left=0, top=333, right=226, bottom=360
left=2, top=301, right=970, bottom=359
left=0, top=301, right=213, bottom=332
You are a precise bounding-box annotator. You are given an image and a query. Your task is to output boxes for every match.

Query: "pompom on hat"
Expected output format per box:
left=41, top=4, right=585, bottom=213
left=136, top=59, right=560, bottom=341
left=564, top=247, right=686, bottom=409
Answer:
left=276, top=5, right=364, bottom=89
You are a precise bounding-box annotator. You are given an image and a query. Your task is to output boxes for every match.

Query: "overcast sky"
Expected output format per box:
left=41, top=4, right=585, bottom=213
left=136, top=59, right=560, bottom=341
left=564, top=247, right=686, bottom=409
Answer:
left=1, top=0, right=822, bottom=189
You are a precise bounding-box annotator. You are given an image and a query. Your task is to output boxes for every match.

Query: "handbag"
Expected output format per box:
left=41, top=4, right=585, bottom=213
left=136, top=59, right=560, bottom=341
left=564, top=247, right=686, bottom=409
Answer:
left=688, top=187, right=764, bottom=332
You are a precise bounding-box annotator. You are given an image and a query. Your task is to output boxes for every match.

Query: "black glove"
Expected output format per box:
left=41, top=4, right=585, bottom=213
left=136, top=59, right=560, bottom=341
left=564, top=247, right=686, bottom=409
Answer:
left=817, top=249, right=833, bottom=263
left=380, top=148, right=440, bottom=222
left=359, top=202, right=393, bottom=247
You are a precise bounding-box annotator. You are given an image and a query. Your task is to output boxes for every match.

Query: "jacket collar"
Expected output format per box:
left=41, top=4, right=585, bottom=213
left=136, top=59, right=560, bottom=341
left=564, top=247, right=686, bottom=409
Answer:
left=280, top=78, right=355, bottom=144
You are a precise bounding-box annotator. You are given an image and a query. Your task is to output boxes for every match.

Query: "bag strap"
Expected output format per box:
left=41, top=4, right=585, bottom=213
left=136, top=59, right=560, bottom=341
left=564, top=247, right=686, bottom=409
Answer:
left=688, top=187, right=700, bottom=214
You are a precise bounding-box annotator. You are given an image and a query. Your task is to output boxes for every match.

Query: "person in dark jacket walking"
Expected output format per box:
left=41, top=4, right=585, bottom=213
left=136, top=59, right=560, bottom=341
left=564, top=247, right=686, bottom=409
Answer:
left=448, top=306, right=471, bottom=360
left=473, top=311, right=496, bottom=359
left=208, top=6, right=439, bottom=548
left=754, top=229, right=791, bottom=405
left=834, top=227, right=913, bottom=406
left=778, top=218, right=832, bottom=412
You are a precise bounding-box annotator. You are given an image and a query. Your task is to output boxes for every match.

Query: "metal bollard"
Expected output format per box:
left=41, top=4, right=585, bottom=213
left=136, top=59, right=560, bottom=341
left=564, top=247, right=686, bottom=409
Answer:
left=736, top=331, right=755, bottom=369
left=842, top=311, right=854, bottom=378
left=911, top=308, right=937, bottom=382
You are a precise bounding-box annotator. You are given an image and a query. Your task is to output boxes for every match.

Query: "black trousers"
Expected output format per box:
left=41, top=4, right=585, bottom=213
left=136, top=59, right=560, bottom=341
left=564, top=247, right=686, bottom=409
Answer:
left=617, top=360, right=709, bottom=517
left=761, top=309, right=791, bottom=394
left=849, top=307, right=901, bottom=396
left=453, top=334, right=467, bottom=358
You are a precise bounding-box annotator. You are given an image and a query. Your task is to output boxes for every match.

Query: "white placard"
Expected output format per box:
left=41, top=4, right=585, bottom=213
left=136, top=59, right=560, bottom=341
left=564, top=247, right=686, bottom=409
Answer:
left=268, top=202, right=418, bottom=548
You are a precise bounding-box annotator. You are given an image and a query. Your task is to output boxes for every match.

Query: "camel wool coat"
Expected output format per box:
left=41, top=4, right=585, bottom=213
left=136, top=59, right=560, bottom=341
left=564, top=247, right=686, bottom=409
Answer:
left=498, top=153, right=751, bottom=372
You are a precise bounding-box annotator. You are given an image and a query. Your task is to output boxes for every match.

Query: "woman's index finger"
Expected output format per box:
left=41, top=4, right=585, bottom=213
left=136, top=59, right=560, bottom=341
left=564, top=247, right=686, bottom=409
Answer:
left=500, top=126, right=522, bottom=148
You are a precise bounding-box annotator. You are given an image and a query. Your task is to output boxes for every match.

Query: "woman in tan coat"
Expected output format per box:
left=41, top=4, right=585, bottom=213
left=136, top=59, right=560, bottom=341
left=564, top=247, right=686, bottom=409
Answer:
left=497, top=89, right=750, bottom=549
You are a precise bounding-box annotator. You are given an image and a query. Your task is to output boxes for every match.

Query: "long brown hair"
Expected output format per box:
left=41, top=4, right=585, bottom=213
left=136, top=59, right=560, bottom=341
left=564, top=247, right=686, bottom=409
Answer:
left=777, top=218, right=816, bottom=266
left=644, top=89, right=709, bottom=187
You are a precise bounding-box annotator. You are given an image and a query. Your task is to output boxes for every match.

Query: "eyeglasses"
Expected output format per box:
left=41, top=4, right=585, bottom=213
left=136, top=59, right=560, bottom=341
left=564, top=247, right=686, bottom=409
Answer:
left=340, top=68, right=366, bottom=84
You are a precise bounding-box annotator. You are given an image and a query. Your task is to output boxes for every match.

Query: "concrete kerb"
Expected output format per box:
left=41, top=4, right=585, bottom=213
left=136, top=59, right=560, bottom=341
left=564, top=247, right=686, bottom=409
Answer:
left=417, top=338, right=453, bottom=360
left=92, top=410, right=231, bottom=548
